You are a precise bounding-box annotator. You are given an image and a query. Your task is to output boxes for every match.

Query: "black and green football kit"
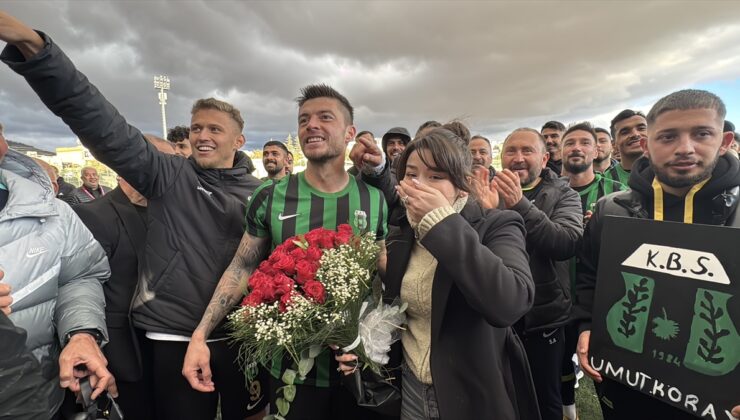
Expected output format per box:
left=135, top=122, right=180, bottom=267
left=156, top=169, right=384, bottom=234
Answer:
left=562, top=172, right=627, bottom=405
left=245, top=171, right=388, bottom=388
left=603, top=162, right=630, bottom=186
left=571, top=172, right=627, bottom=214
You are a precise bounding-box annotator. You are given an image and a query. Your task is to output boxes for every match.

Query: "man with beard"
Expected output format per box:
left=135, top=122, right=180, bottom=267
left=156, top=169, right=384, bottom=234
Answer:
left=492, top=128, right=583, bottom=420
left=261, top=140, right=288, bottom=181
left=593, top=127, right=618, bottom=174
left=183, top=84, right=387, bottom=420
left=562, top=123, right=626, bottom=215
left=382, top=126, right=411, bottom=172
left=575, top=89, right=740, bottom=419
left=542, top=120, right=566, bottom=175
left=604, top=109, right=647, bottom=185
left=469, top=134, right=496, bottom=180
left=67, top=166, right=108, bottom=205
left=0, top=13, right=266, bottom=419
left=559, top=122, right=625, bottom=420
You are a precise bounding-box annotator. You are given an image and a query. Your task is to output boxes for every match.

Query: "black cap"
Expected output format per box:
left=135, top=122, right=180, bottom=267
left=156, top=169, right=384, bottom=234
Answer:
left=381, top=127, right=411, bottom=154
left=724, top=120, right=735, bottom=133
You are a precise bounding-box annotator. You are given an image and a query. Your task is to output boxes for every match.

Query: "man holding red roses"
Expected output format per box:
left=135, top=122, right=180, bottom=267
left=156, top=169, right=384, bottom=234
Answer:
left=184, top=84, right=388, bottom=419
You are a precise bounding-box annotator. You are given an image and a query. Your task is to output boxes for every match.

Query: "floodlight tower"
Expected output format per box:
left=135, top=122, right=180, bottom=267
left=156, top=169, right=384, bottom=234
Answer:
left=153, top=75, right=170, bottom=139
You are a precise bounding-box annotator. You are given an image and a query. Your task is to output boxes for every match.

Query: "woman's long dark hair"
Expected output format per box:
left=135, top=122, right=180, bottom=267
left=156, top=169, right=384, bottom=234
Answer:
left=395, top=128, right=473, bottom=194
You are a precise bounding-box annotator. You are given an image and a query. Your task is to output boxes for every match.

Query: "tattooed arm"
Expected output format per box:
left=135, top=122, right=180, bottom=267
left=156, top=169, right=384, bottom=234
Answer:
left=182, top=232, right=270, bottom=392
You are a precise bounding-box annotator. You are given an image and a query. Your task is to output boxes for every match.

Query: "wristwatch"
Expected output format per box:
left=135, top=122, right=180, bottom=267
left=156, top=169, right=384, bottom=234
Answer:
left=64, top=329, right=104, bottom=346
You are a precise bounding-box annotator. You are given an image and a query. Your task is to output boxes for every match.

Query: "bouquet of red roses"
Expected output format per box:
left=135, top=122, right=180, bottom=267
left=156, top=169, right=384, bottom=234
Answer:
left=228, top=216, right=405, bottom=418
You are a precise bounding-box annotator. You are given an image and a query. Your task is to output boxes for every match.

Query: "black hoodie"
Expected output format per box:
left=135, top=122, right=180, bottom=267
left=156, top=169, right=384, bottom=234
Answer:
left=573, top=154, right=740, bottom=331
left=3, top=34, right=264, bottom=336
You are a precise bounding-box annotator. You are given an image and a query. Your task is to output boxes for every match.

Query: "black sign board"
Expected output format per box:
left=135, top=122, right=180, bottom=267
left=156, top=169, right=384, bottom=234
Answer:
left=590, top=216, right=739, bottom=419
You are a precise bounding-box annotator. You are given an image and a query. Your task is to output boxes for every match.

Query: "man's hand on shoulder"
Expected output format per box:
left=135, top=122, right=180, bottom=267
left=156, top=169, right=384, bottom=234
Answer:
left=0, top=12, right=44, bottom=59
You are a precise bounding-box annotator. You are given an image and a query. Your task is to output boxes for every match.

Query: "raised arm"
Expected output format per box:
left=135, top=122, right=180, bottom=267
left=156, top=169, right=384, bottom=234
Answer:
left=0, top=11, right=180, bottom=198
left=182, top=231, right=270, bottom=392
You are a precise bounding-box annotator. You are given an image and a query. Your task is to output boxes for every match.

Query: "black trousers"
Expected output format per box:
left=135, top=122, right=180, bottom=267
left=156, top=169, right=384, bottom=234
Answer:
left=150, top=339, right=268, bottom=420
left=523, top=326, right=566, bottom=420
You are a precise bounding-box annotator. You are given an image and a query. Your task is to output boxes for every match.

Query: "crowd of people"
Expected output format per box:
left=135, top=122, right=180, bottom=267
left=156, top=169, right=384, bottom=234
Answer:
left=1, top=10, right=740, bottom=420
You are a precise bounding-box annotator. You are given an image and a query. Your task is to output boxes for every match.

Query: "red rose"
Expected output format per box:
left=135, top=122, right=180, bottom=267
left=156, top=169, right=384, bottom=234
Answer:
left=272, top=273, right=295, bottom=297
left=255, top=283, right=277, bottom=303
left=278, top=292, right=294, bottom=313
left=305, top=228, right=336, bottom=249
left=302, top=280, right=326, bottom=304
left=258, top=260, right=277, bottom=276
left=295, top=260, right=319, bottom=285
left=305, top=246, right=323, bottom=262
left=268, top=250, right=286, bottom=263
left=335, top=226, right=353, bottom=245
left=242, top=289, right=265, bottom=307
left=289, top=247, right=307, bottom=260
left=248, top=270, right=271, bottom=291
left=272, top=253, right=296, bottom=276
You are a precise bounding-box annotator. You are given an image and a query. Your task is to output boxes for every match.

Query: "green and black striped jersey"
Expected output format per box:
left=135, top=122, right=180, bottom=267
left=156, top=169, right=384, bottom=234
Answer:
left=572, top=172, right=628, bottom=214
left=245, top=171, right=388, bottom=387
left=603, top=162, right=631, bottom=186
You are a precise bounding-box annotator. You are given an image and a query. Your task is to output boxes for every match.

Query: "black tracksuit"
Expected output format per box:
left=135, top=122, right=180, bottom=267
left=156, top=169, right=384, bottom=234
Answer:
left=574, top=155, right=740, bottom=419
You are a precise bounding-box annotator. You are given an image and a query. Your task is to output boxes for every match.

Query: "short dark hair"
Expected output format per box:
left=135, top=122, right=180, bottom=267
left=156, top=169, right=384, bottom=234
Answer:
left=415, top=120, right=442, bottom=137
left=610, top=109, right=646, bottom=138
left=470, top=135, right=491, bottom=147
left=723, top=120, right=735, bottom=133
left=263, top=140, right=289, bottom=154
left=647, top=89, right=726, bottom=126
left=563, top=122, right=598, bottom=143
left=594, top=127, right=611, bottom=139
left=396, top=128, right=472, bottom=194
left=356, top=130, right=374, bottom=140
left=167, top=125, right=190, bottom=142
left=296, top=84, right=354, bottom=124
left=541, top=121, right=565, bottom=132
left=441, top=120, right=471, bottom=144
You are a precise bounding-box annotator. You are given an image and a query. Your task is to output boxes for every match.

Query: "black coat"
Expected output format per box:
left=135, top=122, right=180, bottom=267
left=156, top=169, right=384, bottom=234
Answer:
left=3, top=33, right=263, bottom=336
left=73, top=187, right=147, bottom=382
left=384, top=202, right=539, bottom=420
left=510, top=168, right=583, bottom=331
left=0, top=313, right=50, bottom=420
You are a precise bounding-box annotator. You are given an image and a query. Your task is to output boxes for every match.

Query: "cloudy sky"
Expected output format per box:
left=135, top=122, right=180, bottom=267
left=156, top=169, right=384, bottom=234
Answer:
left=2, top=0, right=740, bottom=152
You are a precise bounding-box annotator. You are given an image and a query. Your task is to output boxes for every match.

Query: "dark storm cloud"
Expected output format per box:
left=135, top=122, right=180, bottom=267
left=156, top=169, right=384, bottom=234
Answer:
left=1, top=0, right=739, bottom=151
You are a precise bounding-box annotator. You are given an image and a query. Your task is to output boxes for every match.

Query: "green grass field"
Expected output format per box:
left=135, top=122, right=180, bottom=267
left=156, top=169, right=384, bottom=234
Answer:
left=575, top=376, right=604, bottom=420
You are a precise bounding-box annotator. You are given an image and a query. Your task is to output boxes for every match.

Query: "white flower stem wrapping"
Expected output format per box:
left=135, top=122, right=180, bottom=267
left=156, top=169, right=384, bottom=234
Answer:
left=353, top=299, right=407, bottom=365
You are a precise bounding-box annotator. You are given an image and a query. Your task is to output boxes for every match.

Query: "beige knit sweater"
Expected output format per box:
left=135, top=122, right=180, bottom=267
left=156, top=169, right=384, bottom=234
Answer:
left=401, top=196, right=467, bottom=384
